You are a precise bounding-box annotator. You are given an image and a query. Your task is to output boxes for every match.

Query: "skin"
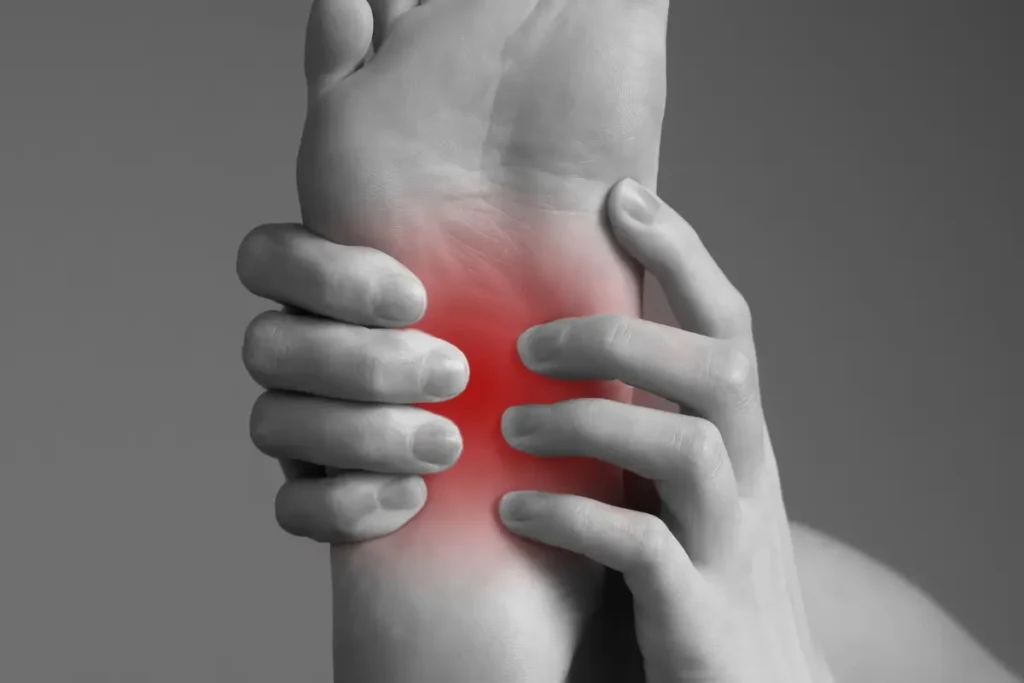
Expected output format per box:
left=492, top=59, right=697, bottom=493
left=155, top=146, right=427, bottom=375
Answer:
left=238, top=0, right=1023, bottom=680
left=495, top=178, right=823, bottom=683
left=237, top=182, right=1022, bottom=683
left=295, top=0, right=668, bottom=678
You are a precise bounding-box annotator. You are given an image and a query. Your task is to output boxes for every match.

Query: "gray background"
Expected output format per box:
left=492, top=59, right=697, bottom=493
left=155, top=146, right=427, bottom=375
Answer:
left=2, top=1, right=1021, bottom=680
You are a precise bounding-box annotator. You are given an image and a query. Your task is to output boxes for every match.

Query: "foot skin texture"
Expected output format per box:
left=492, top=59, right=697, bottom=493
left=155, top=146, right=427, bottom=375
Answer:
left=296, top=0, right=668, bottom=680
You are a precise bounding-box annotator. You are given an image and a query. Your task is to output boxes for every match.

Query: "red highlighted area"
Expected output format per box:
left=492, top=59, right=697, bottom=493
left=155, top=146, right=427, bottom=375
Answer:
left=413, top=285, right=628, bottom=536
left=391, top=211, right=641, bottom=556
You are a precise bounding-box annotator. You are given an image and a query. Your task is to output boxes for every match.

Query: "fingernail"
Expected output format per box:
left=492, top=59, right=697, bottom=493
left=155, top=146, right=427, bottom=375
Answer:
left=422, top=351, right=468, bottom=399
left=501, top=406, right=542, bottom=444
left=620, top=178, right=660, bottom=227
left=499, top=491, right=543, bottom=524
left=412, top=420, right=462, bottom=466
left=519, top=325, right=563, bottom=366
left=377, top=477, right=425, bottom=511
left=373, top=276, right=426, bottom=323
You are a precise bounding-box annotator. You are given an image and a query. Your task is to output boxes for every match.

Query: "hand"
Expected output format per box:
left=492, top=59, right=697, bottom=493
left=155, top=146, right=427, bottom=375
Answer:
left=498, top=178, right=835, bottom=683
left=236, top=225, right=625, bottom=682
left=236, top=222, right=469, bottom=543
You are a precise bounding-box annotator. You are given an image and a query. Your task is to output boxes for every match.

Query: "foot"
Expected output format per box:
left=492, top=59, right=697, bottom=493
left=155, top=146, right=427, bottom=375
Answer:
left=296, top=0, right=668, bottom=680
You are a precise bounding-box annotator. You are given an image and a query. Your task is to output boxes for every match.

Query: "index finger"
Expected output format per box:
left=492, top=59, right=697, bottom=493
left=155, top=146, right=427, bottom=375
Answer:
left=236, top=222, right=426, bottom=327
left=607, top=179, right=752, bottom=340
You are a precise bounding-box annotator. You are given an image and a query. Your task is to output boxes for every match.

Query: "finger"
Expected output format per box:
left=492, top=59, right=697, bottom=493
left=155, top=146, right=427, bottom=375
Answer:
left=251, top=392, right=462, bottom=473
left=499, top=492, right=701, bottom=609
left=264, top=381, right=329, bottom=483
left=305, top=0, right=374, bottom=98
left=608, top=178, right=752, bottom=340
left=237, top=223, right=426, bottom=328
left=502, top=400, right=739, bottom=565
left=242, top=310, right=468, bottom=403
left=276, top=471, right=425, bottom=544
left=518, top=315, right=764, bottom=489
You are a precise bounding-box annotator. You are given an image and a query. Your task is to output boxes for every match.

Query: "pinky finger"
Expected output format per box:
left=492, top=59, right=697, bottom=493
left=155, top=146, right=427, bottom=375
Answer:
left=276, top=471, right=426, bottom=544
left=499, top=491, right=701, bottom=607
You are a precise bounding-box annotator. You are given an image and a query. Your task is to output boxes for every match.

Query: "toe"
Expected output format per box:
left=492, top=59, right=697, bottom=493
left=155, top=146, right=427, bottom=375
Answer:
left=304, top=0, right=375, bottom=95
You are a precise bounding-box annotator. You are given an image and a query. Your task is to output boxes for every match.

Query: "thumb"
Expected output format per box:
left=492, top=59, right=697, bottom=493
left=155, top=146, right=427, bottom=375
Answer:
left=304, top=0, right=374, bottom=97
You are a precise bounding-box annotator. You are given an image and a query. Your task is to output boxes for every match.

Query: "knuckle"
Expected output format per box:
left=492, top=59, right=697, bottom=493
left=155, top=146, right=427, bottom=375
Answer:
left=631, top=515, right=674, bottom=575
left=310, top=250, right=372, bottom=318
left=324, top=485, right=370, bottom=536
left=667, top=419, right=725, bottom=483
left=564, top=496, right=591, bottom=526
left=708, top=345, right=757, bottom=406
left=563, top=398, right=601, bottom=431
left=347, top=409, right=396, bottom=463
left=371, top=407, right=405, bottom=443
left=725, top=293, right=753, bottom=332
left=275, top=481, right=362, bottom=542
left=565, top=497, right=601, bottom=543
left=666, top=424, right=692, bottom=469
left=242, top=311, right=292, bottom=381
left=595, top=314, right=635, bottom=359
left=304, top=262, right=337, bottom=313
left=689, top=420, right=727, bottom=482
left=353, top=331, right=429, bottom=399
left=353, top=347, right=392, bottom=396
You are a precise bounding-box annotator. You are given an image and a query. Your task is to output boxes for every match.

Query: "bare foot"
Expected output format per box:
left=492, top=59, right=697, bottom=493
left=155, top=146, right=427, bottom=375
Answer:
left=296, top=0, right=667, bottom=680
